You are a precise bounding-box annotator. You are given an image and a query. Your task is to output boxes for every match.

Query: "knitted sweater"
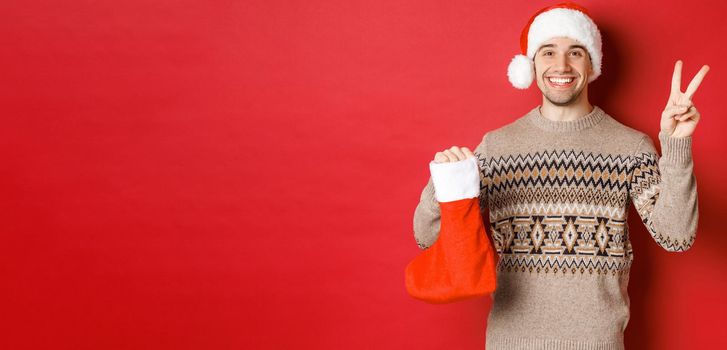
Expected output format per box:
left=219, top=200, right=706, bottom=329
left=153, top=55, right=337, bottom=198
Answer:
left=412, top=105, right=698, bottom=349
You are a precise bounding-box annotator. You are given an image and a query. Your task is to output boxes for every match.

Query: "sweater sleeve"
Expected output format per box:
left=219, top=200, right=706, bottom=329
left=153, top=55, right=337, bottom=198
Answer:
left=413, top=133, right=492, bottom=250
left=628, top=130, right=698, bottom=252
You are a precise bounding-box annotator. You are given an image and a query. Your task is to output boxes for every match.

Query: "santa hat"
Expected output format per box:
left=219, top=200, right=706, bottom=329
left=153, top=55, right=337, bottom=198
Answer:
left=507, top=2, right=603, bottom=89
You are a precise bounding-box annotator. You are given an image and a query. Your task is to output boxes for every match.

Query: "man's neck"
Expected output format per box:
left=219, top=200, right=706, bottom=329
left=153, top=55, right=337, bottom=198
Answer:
left=539, top=98, right=594, bottom=122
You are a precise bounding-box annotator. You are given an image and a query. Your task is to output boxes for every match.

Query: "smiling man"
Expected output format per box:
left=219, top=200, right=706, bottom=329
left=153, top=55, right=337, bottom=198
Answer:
left=411, top=2, right=708, bottom=349
left=535, top=40, right=591, bottom=108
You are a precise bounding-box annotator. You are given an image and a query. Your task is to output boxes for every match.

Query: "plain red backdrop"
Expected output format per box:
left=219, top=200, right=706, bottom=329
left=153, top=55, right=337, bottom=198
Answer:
left=2, top=0, right=726, bottom=349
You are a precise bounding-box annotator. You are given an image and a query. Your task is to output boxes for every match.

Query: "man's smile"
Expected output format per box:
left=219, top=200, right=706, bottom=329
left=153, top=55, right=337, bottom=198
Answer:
left=546, top=76, right=577, bottom=88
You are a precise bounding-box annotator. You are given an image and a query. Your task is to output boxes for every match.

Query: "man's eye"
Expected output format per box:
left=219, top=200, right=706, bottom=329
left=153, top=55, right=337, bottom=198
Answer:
left=571, top=51, right=583, bottom=56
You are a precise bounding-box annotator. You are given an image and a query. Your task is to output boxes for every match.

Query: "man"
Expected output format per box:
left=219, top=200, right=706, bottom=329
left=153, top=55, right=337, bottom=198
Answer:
left=412, top=2, right=708, bottom=349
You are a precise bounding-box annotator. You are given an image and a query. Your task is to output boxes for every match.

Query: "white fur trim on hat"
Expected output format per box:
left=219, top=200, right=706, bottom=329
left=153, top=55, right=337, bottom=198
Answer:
left=507, top=54, right=535, bottom=89
left=526, top=8, right=602, bottom=84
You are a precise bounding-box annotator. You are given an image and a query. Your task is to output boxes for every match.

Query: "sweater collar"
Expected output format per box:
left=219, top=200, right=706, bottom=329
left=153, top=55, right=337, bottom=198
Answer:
left=526, top=105, right=606, bottom=132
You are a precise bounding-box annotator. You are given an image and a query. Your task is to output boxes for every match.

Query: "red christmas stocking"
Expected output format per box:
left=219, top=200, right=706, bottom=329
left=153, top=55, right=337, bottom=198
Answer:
left=405, top=197, right=498, bottom=304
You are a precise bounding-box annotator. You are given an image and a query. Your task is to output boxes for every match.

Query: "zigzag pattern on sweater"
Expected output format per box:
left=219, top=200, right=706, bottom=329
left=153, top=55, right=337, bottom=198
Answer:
left=497, top=253, right=632, bottom=276
left=489, top=193, right=628, bottom=219
left=481, top=149, right=632, bottom=193
left=629, top=152, right=660, bottom=209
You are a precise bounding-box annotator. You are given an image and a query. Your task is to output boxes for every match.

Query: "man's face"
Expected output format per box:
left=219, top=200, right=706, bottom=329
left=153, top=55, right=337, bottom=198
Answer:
left=533, top=37, right=594, bottom=106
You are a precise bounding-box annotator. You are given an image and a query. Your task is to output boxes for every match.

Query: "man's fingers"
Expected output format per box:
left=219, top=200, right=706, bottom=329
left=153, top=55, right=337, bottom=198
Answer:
left=685, top=65, right=710, bottom=99
left=461, top=147, right=475, bottom=159
left=442, top=149, right=457, bottom=162
left=434, top=146, right=475, bottom=163
left=434, top=152, right=448, bottom=163
left=677, top=106, right=699, bottom=121
left=663, top=105, right=691, bottom=119
left=671, top=60, right=683, bottom=94
left=449, top=146, right=467, bottom=161
left=442, top=150, right=458, bottom=162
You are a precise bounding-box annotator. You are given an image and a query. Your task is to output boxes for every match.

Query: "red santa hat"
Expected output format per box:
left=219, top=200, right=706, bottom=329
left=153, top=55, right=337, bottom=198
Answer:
left=507, top=2, right=603, bottom=89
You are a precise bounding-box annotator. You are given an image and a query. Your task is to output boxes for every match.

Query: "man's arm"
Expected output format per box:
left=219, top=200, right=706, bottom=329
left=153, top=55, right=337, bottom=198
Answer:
left=412, top=133, right=491, bottom=250
left=628, top=131, right=698, bottom=252
left=412, top=178, right=440, bottom=249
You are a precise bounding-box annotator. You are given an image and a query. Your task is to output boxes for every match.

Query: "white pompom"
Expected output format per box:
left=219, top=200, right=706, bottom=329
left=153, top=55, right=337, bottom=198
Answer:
left=507, top=54, right=534, bottom=89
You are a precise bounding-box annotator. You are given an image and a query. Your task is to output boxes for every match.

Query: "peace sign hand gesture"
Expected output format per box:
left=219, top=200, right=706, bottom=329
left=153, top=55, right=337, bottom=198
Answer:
left=661, top=60, right=710, bottom=138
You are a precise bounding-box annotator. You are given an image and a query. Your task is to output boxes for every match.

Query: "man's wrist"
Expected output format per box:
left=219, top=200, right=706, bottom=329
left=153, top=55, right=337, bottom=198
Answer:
left=658, top=130, right=693, bottom=165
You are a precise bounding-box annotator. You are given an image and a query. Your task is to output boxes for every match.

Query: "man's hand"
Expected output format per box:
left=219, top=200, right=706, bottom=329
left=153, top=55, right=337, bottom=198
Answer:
left=661, top=60, right=709, bottom=138
left=434, top=146, right=475, bottom=163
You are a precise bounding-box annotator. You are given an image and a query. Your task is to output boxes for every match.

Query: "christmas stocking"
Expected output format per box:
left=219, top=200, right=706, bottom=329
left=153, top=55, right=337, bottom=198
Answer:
left=405, top=156, right=498, bottom=304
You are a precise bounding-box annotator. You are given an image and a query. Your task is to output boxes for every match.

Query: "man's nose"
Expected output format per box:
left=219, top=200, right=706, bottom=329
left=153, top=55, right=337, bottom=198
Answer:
left=553, top=54, right=572, bottom=72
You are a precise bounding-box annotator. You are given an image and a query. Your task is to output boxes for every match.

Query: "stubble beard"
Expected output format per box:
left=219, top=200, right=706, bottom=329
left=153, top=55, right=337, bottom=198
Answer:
left=541, top=76, right=585, bottom=107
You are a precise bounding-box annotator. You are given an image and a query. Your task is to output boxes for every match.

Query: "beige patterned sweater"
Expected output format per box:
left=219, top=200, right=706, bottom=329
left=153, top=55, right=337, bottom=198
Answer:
left=412, top=105, right=698, bottom=350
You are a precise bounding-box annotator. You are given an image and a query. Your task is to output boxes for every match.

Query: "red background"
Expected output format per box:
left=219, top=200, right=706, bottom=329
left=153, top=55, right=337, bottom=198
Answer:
left=2, top=0, right=726, bottom=349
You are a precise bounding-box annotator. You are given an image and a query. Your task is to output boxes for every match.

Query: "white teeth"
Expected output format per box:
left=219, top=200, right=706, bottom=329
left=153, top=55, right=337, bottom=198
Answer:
left=548, top=77, right=574, bottom=84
